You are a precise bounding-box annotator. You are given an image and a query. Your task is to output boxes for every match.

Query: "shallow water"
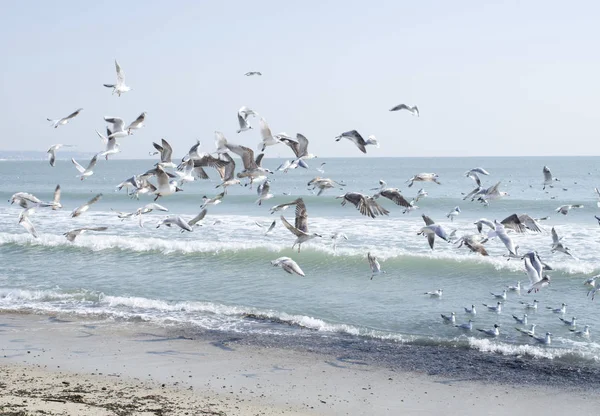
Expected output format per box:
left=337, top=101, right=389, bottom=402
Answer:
left=1, top=157, right=600, bottom=365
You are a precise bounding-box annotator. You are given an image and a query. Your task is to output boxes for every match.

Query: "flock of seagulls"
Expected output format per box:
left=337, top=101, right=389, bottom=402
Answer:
left=8, top=61, right=599, bottom=347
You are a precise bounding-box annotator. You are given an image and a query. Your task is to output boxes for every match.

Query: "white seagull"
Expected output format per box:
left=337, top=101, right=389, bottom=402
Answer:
left=515, top=324, right=537, bottom=337
left=555, top=204, right=584, bottom=216
left=104, top=117, right=129, bottom=140
left=446, top=206, right=461, bottom=222
left=103, top=60, right=131, bottom=96
left=559, top=316, right=577, bottom=329
left=512, top=314, right=528, bottom=325
left=256, top=180, right=274, bottom=206
left=455, top=320, right=473, bottom=331
left=335, top=130, right=379, bottom=154
left=368, top=252, right=385, bottom=280
left=64, top=227, right=108, bottom=242
left=530, top=332, right=552, bottom=345
left=464, top=305, right=476, bottom=315
left=126, top=112, right=147, bottom=134
left=441, top=312, right=456, bottom=324
left=546, top=303, right=567, bottom=314
left=156, top=216, right=193, bottom=232
left=477, top=324, right=500, bottom=337
left=424, top=289, right=443, bottom=298
left=47, top=144, right=75, bottom=167
left=523, top=252, right=551, bottom=293
left=406, top=173, right=441, bottom=188
left=236, top=106, right=257, bottom=133
left=542, top=166, right=559, bottom=190
left=47, top=108, right=83, bottom=128
left=520, top=299, right=539, bottom=310
left=71, top=194, right=102, bottom=218
left=271, top=257, right=305, bottom=276
left=551, top=227, right=572, bottom=257
left=570, top=325, right=590, bottom=338
left=280, top=199, right=321, bottom=252
left=71, top=154, right=99, bottom=181
left=482, top=302, right=502, bottom=313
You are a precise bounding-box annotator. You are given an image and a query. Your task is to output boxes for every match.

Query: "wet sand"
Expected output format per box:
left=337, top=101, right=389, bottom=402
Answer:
left=0, top=312, right=598, bottom=415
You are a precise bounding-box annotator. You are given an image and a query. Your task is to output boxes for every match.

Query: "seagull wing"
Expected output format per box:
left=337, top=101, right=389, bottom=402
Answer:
left=294, top=198, right=308, bottom=232
left=71, top=158, right=86, bottom=173
left=161, top=139, right=173, bottom=163
left=115, top=60, right=125, bottom=85
left=379, top=189, right=411, bottom=207
left=280, top=215, right=305, bottom=237
left=64, top=108, right=83, bottom=120
left=501, top=213, right=526, bottom=233
left=551, top=227, right=560, bottom=245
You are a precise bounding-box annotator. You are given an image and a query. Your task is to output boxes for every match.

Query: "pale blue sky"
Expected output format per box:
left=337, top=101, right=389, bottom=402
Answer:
left=1, top=1, right=599, bottom=158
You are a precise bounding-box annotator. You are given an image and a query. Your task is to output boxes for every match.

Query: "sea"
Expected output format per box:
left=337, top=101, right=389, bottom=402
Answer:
left=2, top=156, right=600, bottom=385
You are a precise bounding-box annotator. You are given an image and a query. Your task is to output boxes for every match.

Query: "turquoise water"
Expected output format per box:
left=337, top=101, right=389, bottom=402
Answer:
left=1, top=157, right=600, bottom=363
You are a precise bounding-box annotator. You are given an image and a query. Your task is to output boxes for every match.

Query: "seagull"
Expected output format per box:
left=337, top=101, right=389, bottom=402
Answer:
left=476, top=182, right=509, bottom=204
left=47, top=144, right=75, bottom=167
left=64, top=227, right=108, bottom=242
left=103, top=116, right=129, bottom=140
left=256, top=180, right=274, bottom=206
left=487, top=220, right=518, bottom=257
left=368, top=252, right=385, bottom=280
left=373, top=187, right=411, bottom=208
left=126, top=112, right=146, bottom=134
left=455, top=234, right=489, bottom=256
left=583, top=275, right=598, bottom=289
left=280, top=133, right=316, bottom=161
left=559, top=316, right=577, bottom=329
left=258, top=118, right=282, bottom=152
left=542, top=166, right=559, bottom=190
left=236, top=106, right=257, bottom=133
left=156, top=216, right=193, bottom=232
left=570, top=325, right=590, bottom=338
left=255, top=219, right=276, bottom=235
left=308, top=177, right=346, bottom=196
left=520, top=299, right=539, bottom=310
left=153, top=139, right=176, bottom=169
left=49, top=185, right=62, bottom=210
left=335, top=130, right=378, bottom=154
left=555, top=204, right=584, bottom=216
left=145, top=165, right=183, bottom=201
left=103, top=60, right=131, bottom=96
left=330, top=232, right=348, bottom=253
left=389, top=104, right=419, bottom=116
left=336, top=192, right=389, bottom=218
left=424, top=289, right=443, bottom=298
left=551, top=227, right=572, bottom=257
left=490, top=290, right=507, bottom=300
left=455, top=320, right=473, bottom=331
left=187, top=209, right=208, bottom=230
left=47, top=108, right=83, bottom=128
left=214, top=153, right=241, bottom=191
left=316, top=162, right=326, bottom=174
left=71, top=154, right=98, bottom=181
left=414, top=188, right=428, bottom=203
left=201, top=192, right=225, bottom=209
left=515, top=324, right=537, bottom=337
left=477, top=324, right=500, bottom=337
left=135, top=202, right=169, bottom=216
left=595, top=188, right=600, bottom=208
left=19, top=215, right=38, bottom=238
left=512, top=314, right=528, bottom=325
left=595, top=215, right=600, bottom=226
left=466, top=167, right=490, bottom=176
left=245, top=71, right=262, bottom=76
left=406, top=173, right=441, bottom=188
left=441, top=312, right=456, bottom=324
left=97, top=128, right=120, bottom=160
left=446, top=206, right=461, bottom=222
left=482, top=302, right=502, bottom=313
left=501, top=213, right=543, bottom=233
left=530, top=332, right=552, bottom=345
left=523, top=252, right=551, bottom=293
left=464, top=305, right=476, bottom=315
left=474, top=218, right=495, bottom=234
left=269, top=198, right=301, bottom=214
left=10, top=192, right=43, bottom=208
left=215, top=133, right=273, bottom=187
left=417, top=224, right=450, bottom=250
left=507, top=281, right=521, bottom=292
left=271, top=257, right=305, bottom=276
left=280, top=199, right=321, bottom=252
left=546, top=303, right=567, bottom=314
left=71, top=194, right=102, bottom=218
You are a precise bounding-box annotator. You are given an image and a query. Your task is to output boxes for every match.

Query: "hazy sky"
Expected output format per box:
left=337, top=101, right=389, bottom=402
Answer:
left=2, top=1, right=599, bottom=158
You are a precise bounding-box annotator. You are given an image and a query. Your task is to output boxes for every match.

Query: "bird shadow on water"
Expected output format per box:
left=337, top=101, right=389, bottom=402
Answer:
left=133, top=333, right=193, bottom=342
left=210, top=337, right=243, bottom=351
left=325, top=356, right=369, bottom=370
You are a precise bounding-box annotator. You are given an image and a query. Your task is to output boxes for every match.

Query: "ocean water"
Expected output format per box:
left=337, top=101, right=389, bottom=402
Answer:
left=1, top=156, right=600, bottom=368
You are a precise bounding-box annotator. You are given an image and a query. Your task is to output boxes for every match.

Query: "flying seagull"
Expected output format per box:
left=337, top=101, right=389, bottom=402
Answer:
left=71, top=194, right=103, bottom=218
left=271, top=257, right=305, bottom=276
left=236, top=106, right=257, bottom=133
left=335, top=130, right=379, bottom=154
left=126, top=112, right=147, bottom=134
left=103, top=60, right=131, bottom=96
left=523, top=252, right=551, bottom=293
left=555, top=204, right=584, bottom=215
left=47, top=144, right=75, bottom=167
left=551, top=227, right=572, bottom=256
left=47, top=108, right=83, bottom=128
left=368, top=252, right=385, bottom=280
left=156, top=216, right=193, bottom=232
left=104, top=117, right=129, bottom=140
left=542, top=166, right=559, bottom=190
left=64, top=227, right=108, bottom=242
left=406, top=173, right=441, bottom=188
left=245, top=71, right=262, bottom=76
left=336, top=192, right=389, bottom=218
left=256, top=180, right=274, bottom=206
left=280, top=198, right=321, bottom=252
left=71, top=154, right=98, bottom=181
left=418, top=224, right=450, bottom=250
left=389, top=104, right=419, bottom=116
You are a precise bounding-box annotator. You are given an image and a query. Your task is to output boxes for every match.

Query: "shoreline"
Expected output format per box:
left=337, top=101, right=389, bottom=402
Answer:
left=1, top=312, right=600, bottom=415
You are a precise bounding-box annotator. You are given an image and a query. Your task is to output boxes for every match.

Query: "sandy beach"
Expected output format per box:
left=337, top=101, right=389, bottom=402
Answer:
left=0, top=312, right=597, bottom=415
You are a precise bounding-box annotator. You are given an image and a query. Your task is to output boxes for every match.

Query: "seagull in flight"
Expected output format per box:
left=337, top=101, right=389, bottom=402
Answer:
left=555, top=204, right=584, bottom=215
left=336, top=192, right=389, bottom=218
left=126, top=112, right=147, bottom=134
left=406, top=173, right=441, bottom=188
left=236, top=106, right=257, bottom=133
left=103, top=60, right=131, bottom=96
left=156, top=216, right=193, bottom=232
left=418, top=224, right=450, bottom=250
left=271, top=257, right=305, bottom=276
left=245, top=71, right=262, bottom=76
left=71, top=194, right=102, bottom=218
left=542, top=166, right=559, bottom=190
left=280, top=198, right=321, bottom=252
left=47, top=108, right=83, bottom=128
left=389, top=104, right=419, bottom=116
left=104, top=117, right=129, bottom=140
left=487, top=220, right=518, bottom=257
left=47, top=144, right=75, bottom=167
left=551, top=227, right=572, bottom=257
left=368, top=252, right=385, bottom=280
left=71, top=154, right=98, bottom=181
left=446, top=206, right=461, bottom=222
left=256, top=180, right=274, bottom=206
left=64, top=227, right=108, bottom=242
left=335, top=130, right=379, bottom=154
left=523, top=251, right=551, bottom=293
